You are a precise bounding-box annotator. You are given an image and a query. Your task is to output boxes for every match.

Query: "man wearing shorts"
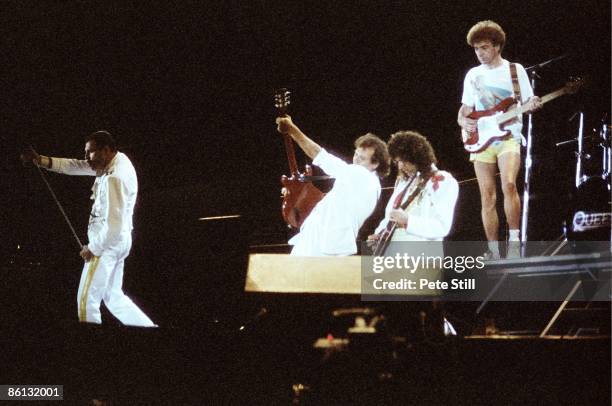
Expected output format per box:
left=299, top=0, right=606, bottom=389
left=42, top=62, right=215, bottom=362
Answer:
left=457, top=20, right=541, bottom=258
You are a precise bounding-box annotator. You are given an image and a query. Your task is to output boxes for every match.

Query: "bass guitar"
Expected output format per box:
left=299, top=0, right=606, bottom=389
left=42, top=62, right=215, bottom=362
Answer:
left=462, top=78, right=583, bottom=153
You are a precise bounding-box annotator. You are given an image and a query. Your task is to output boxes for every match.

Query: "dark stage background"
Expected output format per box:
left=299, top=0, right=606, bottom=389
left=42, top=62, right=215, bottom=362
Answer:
left=0, top=1, right=610, bottom=402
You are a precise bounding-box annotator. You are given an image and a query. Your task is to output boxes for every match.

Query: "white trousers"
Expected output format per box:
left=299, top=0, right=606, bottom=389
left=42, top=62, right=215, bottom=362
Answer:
left=77, top=237, right=155, bottom=327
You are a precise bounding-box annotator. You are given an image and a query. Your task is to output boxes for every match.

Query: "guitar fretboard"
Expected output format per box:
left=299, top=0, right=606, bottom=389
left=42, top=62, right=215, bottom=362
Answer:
left=495, top=85, right=572, bottom=125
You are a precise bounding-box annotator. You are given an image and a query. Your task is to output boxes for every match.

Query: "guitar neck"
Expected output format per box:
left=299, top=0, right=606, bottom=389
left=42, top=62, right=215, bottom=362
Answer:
left=540, top=87, right=568, bottom=104
left=374, top=221, right=397, bottom=256
left=496, top=86, right=569, bottom=124
left=274, top=89, right=297, bottom=175
left=283, top=133, right=299, bottom=175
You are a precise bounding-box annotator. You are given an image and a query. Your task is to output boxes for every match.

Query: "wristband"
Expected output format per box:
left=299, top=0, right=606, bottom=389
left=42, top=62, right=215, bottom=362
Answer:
left=39, top=156, right=52, bottom=169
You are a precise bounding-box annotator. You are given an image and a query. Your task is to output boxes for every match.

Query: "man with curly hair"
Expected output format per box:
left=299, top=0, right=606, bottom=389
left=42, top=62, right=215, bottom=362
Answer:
left=369, top=131, right=459, bottom=243
left=457, top=20, right=541, bottom=258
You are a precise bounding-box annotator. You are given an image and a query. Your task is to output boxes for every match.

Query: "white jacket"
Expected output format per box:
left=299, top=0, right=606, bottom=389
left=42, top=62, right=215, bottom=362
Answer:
left=49, top=152, right=137, bottom=256
left=375, top=166, right=458, bottom=241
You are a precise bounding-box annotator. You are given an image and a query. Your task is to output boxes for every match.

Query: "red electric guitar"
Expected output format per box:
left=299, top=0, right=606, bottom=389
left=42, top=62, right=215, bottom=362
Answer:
left=274, top=88, right=325, bottom=228
left=462, top=78, right=583, bottom=153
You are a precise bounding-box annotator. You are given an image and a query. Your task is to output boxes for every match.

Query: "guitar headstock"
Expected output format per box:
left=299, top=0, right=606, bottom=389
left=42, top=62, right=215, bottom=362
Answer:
left=274, top=88, right=291, bottom=116
left=564, top=77, right=584, bottom=94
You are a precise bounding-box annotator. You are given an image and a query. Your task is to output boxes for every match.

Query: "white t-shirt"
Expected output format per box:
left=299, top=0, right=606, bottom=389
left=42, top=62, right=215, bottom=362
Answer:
left=461, top=59, right=533, bottom=142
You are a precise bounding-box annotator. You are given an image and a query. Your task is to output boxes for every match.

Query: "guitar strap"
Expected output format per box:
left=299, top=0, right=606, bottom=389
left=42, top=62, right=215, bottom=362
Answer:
left=392, top=175, right=417, bottom=209
left=509, top=63, right=522, bottom=102
left=510, top=63, right=527, bottom=146
left=397, top=173, right=431, bottom=214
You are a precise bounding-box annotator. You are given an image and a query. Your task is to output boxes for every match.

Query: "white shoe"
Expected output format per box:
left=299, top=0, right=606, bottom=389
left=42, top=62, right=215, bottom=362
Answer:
left=482, top=250, right=500, bottom=261
left=506, top=241, right=521, bottom=259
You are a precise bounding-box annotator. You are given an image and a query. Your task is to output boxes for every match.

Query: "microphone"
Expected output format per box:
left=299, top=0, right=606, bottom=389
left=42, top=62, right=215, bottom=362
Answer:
left=20, top=146, right=39, bottom=167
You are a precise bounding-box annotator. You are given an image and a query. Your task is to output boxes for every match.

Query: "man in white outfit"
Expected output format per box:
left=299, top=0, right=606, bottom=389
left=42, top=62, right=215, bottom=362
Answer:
left=370, top=131, right=459, bottom=243
left=22, top=131, right=156, bottom=326
left=276, top=116, right=390, bottom=256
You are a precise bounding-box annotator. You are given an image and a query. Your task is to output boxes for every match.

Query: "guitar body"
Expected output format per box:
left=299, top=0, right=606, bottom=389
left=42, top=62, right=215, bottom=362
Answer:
left=371, top=175, right=428, bottom=256
left=461, top=78, right=584, bottom=154
left=462, top=96, right=516, bottom=153
left=281, top=165, right=325, bottom=229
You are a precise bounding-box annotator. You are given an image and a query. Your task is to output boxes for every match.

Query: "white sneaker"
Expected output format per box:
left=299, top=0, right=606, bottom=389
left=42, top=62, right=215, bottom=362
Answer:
left=506, top=241, right=521, bottom=259
left=482, top=250, right=500, bottom=261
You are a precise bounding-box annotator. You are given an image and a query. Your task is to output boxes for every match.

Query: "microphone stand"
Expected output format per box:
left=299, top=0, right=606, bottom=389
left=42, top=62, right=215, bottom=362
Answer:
left=34, top=164, right=84, bottom=249
left=520, top=69, right=537, bottom=246
left=521, top=54, right=569, bottom=247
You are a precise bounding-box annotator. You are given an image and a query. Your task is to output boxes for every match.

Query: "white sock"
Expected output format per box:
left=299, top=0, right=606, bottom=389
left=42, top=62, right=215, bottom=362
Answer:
left=487, top=241, right=500, bottom=256
left=508, top=229, right=520, bottom=242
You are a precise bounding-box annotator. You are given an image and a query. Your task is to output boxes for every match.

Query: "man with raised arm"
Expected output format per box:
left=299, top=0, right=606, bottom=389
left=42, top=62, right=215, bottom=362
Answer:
left=22, top=131, right=156, bottom=326
left=276, top=116, right=390, bottom=256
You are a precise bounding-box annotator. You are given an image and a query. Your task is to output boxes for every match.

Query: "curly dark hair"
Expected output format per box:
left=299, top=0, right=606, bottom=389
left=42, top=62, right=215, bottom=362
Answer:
left=466, top=20, right=506, bottom=51
left=387, top=131, right=437, bottom=177
left=355, top=133, right=390, bottom=178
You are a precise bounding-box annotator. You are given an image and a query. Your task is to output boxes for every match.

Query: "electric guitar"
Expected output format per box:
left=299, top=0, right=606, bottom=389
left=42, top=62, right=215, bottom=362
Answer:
left=275, top=88, right=325, bottom=228
left=462, top=78, right=583, bottom=153
left=372, top=175, right=428, bottom=257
